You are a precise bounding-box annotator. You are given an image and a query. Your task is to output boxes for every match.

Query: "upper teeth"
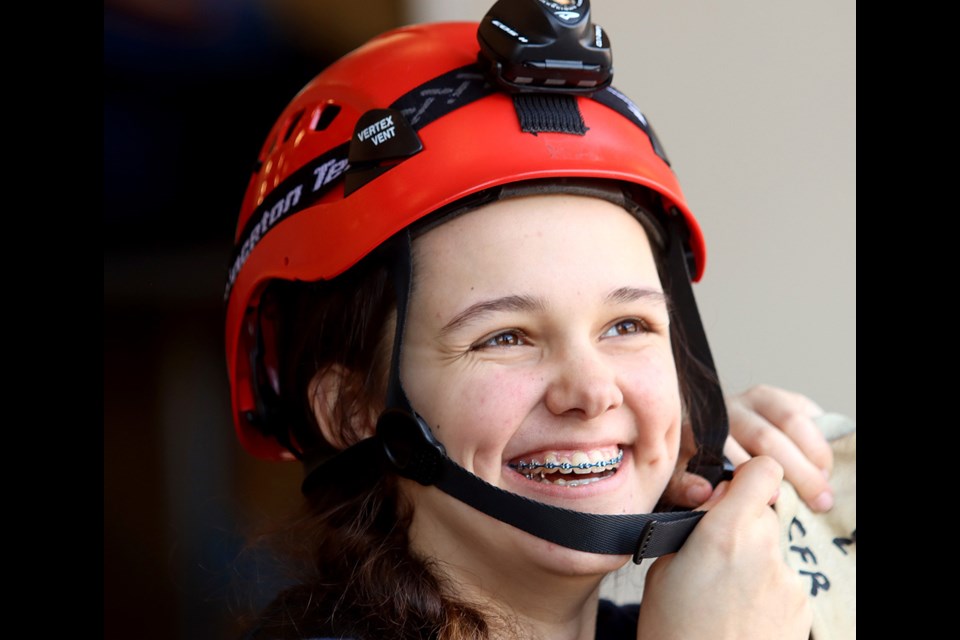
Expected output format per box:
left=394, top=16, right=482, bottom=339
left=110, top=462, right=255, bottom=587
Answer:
left=509, top=449, right=623, bottom=475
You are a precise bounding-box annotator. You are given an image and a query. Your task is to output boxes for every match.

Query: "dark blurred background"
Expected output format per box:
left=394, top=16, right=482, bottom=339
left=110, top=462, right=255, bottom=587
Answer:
left=104, top=1, right=406, bottom=638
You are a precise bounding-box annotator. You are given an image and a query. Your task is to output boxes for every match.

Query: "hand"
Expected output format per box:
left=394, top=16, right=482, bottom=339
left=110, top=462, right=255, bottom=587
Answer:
left=725, top=384, right=833, bottom=512
left=662, top=384, right=834, bottom=513
left=637, top=457, right=812, bottom=640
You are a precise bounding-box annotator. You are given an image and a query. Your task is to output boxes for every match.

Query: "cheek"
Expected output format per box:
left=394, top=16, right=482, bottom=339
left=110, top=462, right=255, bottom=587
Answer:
left=432, top=369, right=543, bottom=470
left=622, top=353, right=683, bottom=447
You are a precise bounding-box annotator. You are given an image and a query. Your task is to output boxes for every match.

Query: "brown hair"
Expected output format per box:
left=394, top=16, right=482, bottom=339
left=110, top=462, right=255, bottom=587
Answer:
left=242, top=250, right=502, bottom=639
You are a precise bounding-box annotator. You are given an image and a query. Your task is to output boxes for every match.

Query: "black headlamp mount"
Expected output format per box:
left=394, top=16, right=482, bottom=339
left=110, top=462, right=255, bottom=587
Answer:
left=477, top=0, right=612, bottom=94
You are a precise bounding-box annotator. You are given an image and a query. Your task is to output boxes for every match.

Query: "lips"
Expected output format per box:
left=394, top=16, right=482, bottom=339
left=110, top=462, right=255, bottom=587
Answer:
left=507, top=447, right=623, bottom=487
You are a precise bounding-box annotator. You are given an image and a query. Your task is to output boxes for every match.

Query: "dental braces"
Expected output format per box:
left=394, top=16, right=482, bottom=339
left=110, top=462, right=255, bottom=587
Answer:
left=508, top=449, right=623, bottom=471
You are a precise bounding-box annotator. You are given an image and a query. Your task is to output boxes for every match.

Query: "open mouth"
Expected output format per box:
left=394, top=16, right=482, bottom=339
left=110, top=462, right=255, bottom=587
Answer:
left=507, top=449, right=623, bottom=487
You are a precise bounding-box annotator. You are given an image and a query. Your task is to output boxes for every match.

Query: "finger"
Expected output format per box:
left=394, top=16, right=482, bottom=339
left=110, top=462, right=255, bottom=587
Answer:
left=724, top=436, right=778, bottom=506
left=738, top=414, right=833, bottom=512
left=727, top=402, right=834, bottom=512
left=745, top=386, right=833, bottom=474
left=737, top=384, right=824, bottom=418
left=662, top=469, right=714, bottom=508
left=710, top=456, right=783, bottom=519
left=733, top=458, right=780, bottom=507
left=695, top=480, right=729, bottom=512
left=723, top=435, right=751, bottom=467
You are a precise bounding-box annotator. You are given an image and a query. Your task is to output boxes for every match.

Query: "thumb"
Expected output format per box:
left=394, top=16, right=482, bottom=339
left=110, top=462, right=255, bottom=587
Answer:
left=695, top=479, right=729, bottom=512
left=662, top=469, right=715, bottom=507
left=712, top=456, right=784, bottom=518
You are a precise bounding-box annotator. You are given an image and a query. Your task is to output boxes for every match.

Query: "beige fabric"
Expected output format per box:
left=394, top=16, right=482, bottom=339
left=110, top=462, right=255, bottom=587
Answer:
left=775, top=413, right=856, bottom=640
left=601, top=413, right=857, bottom=640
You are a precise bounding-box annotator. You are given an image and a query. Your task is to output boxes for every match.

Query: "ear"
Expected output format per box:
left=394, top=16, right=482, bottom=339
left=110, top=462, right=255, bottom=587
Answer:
left=307, top=364, right=379, bottom=451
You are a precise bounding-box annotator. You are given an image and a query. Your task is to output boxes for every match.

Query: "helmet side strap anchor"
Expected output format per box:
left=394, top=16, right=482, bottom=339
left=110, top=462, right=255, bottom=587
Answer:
left=376, top=229, right=448, bottom=485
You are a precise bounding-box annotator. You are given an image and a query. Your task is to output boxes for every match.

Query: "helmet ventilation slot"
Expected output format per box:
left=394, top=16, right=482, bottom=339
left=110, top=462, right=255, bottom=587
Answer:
left=312, top=103, right=341, bottom=132
left=283, top=109, right=305, bottom=142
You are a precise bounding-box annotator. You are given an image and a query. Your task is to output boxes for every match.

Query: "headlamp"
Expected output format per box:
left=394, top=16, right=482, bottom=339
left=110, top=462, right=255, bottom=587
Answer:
left=477, top=0, right=613, bottom=94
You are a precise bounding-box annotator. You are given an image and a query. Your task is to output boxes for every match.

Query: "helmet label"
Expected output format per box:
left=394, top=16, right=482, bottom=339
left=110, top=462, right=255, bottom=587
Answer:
left=312, top=157, right=350, bottom=191
left=344, top=108, right=425, bottom=196
left=226, top=183, right=303, bottom=297
left=225, top=142, right=351, bottom=300
left=356, top=114, right=396, bottom=146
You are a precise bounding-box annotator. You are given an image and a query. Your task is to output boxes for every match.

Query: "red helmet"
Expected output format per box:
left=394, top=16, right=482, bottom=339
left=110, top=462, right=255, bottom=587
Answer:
left=225, top=20, right=706, bottom=462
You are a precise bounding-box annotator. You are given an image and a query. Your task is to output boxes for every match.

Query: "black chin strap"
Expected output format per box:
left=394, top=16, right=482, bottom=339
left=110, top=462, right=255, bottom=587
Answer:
left=440, top=455, right=701, bottom=559
left=361, top=224, right=730, bottom=563
left=379, top=402, right=706, bottom=560
left=663, top=212, right=732, bottom=486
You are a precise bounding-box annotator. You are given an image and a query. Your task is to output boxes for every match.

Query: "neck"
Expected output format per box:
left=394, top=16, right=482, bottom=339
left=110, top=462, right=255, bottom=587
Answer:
left=496, top=583, right=604, bottom=640
left=407, top=486, right=629, bottom=640
left=436, top=557, right=605, bottom=640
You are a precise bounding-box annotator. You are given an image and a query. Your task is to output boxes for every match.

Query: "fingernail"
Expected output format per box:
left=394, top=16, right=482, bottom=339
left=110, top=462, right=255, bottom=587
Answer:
left=811, top=490, right=834, bottom=512
left=686, top=482, right=712, bottom=505
left=711, top=481, right=729, bottom=501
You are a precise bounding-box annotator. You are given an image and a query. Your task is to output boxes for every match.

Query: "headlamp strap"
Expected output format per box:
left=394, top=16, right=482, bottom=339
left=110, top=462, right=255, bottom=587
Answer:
left=512, top=93, right=587, bottom=135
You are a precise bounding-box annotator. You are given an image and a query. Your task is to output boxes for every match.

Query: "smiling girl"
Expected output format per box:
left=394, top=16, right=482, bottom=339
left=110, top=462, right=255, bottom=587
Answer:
left=226, top=3, right=830, bottom=638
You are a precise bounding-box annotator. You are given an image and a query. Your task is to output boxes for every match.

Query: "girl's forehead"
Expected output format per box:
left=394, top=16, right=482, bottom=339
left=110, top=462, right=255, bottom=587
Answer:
left=411, top=195, right=662, bottom=299
left=418, top=193, right=647, bottom=239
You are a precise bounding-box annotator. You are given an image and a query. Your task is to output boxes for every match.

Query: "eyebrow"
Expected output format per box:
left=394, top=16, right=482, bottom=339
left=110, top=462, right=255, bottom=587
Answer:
left=439, top=287, right=668, bottom=336
left=439, top=295, right=546, bottom=336
left=605, top=286, right=669, bottom=306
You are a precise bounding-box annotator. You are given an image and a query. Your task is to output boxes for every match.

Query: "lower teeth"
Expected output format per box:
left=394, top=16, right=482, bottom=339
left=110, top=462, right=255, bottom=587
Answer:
left=523, top=469, right=615, bottom=487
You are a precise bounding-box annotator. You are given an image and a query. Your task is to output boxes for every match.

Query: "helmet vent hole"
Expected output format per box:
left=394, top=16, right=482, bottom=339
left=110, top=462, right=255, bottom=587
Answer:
left=313, top=104, right=342, bottom=132
left=283, top=109, right=304, bottom=142
left=260, top=135, right=277, bottom=164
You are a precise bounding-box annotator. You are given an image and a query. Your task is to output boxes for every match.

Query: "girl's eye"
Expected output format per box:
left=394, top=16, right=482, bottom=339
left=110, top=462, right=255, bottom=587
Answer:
left=602, top=319, right=648, bottom=338
left=475, top=331, right=527, bottom=349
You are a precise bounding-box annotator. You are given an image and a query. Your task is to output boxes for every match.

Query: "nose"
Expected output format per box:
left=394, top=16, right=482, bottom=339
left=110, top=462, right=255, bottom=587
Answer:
left=544, top=345, right=624, bottom=419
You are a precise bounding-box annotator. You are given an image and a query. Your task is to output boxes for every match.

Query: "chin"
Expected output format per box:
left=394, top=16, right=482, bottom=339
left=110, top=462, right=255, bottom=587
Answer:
left=527, top=540, right=633, bottom=579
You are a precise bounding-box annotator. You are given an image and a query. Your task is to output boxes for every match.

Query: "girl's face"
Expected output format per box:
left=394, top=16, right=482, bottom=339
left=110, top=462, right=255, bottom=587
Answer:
left=400, top=193, right=682, bottom=581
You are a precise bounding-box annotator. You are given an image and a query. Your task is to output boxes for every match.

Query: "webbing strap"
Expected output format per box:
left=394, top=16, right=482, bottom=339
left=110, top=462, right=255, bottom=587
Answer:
left=512, top=93, right=587, bottom=134
left=662, top=214, right=730, bottom=484
left=435, top=455, right=705, bottom=560
left=384, top=231, right=414, bottom=412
